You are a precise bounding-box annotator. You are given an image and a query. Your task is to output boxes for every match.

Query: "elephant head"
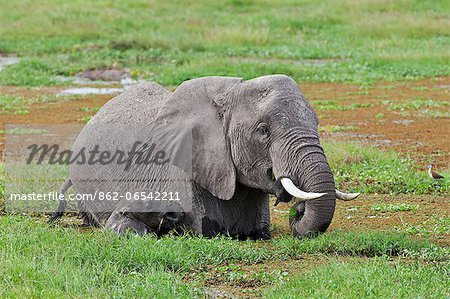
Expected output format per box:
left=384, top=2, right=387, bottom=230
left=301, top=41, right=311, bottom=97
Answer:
left=156, top=75, right=358, bottom=237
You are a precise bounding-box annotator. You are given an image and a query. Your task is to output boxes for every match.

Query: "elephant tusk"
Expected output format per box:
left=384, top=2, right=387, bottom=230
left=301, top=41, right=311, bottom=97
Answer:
left=280, top=178, right=327, bottom=201
left=335, top=189, right=360, bottom=201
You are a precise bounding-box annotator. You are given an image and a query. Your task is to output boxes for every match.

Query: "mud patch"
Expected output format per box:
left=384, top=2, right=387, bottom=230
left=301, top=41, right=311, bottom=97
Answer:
left=0, top=86, right=112, bottom=156
left=0, top=55, right=20, bottom=71
left=55, top=67, right=144, bottom=91
left=271, top=194, right=450, bottom=246
left=303, top=77, right=450, bottom=168
left=392, top=119, right=414, bottom=125
left=186, top=255, right=338, bottom=298
left=59, top=87, right=124, bottom=95
left=76, top=68, right=131, bottom=83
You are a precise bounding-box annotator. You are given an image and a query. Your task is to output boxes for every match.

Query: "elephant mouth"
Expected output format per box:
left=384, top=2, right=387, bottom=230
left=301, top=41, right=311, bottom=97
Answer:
left=266, top=168, right=293, bottom=205
left=274, top=189, right=293, bottom=206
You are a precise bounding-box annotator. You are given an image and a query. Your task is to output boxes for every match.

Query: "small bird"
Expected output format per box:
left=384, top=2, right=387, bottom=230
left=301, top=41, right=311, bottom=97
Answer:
left=427, top=165, right=444, bottom=180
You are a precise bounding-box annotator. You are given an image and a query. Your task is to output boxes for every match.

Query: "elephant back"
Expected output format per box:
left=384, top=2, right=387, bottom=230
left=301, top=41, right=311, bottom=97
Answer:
left=69, top=83, right=173, bottom=222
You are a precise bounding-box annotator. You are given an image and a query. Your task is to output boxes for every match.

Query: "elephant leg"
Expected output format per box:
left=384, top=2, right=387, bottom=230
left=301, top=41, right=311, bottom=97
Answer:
left=190, top=185, right=271, bottom=239
left=239, top=190, right=271, bottom=240
left=250, top=192, right=271, bottom=240
left=105, top=212, right=148, bottom=236
left=232, top=187, right=271, bottom=240
left=76, top=201, right=99, bottom=227
left=201, top=217, right=223, bottom=238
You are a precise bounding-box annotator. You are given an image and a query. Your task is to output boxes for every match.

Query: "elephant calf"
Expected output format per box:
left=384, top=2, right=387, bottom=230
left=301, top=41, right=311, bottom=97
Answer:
left=50, top=75, right=358, bottom=239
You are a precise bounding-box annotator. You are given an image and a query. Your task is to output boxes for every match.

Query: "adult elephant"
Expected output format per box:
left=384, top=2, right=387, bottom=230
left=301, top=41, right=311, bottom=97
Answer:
left=51, top=75, right=358, bottom=239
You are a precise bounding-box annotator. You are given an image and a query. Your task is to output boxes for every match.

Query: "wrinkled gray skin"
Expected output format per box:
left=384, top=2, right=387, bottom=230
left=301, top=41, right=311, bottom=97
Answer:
left=62, top=75, right=336, bottom=239
left=105, top=199, right=184, bottom=237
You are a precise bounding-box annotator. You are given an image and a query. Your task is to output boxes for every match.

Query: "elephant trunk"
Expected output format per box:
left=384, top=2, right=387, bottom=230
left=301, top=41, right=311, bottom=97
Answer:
left=289, top=160, right=336, bottom=237
left=271, top=135, right=336, bottom=237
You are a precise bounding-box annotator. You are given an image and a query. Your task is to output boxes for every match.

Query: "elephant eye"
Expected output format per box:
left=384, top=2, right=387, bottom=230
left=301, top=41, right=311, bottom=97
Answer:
left=257, top=123, right=270, bottom=137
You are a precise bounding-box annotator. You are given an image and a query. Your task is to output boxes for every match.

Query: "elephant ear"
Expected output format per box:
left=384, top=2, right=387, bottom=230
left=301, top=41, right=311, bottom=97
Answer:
left=156, top=77, right=241, bottom=200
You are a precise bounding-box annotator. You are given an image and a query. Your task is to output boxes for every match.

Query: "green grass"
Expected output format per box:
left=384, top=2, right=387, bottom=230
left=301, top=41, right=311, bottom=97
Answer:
left=0, top=95, right=30, bottom=115
left=371, top=203, right=419, bottom=212
left=311, top=100, right=373, bottom=111
left=319, top=125, right=358, bottom=133
left=78, top=106, right=101, bottom=112
left=79, top=115, right=93, bottom=123
left=0, top=128, right=49, bottom=135
left=78, top=106, right=101, bottom=123
left=383, top=98, right=449, bottom=111
left=0, top=0, right=449, bottom=86
left=323, top=141, right=449, bottom=195
left=419, top=109, right=450, bottom=118
left=0, top=164, right=4, bottom=214
left=0, top=60, right=60, bottom=86
left=347, top=90, right=370, bottom=96
left=265, top=257, right=450, bottom=298
left=0, top=216, right=448, bottom=297
left=193, top=263, right=290, bottom=286
left=272, top=229, right=449, bottom=261
left=403, top=215, right=450, bottom=239
left=0, top=94, right=84, bottom=115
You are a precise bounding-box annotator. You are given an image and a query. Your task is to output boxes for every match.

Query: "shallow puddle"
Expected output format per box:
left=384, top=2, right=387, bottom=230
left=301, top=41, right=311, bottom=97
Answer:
left=0, top=56, right=20, bottom=71
left=392, top=119, right=414, bottom=125
left=55, top=75, right=140, bottom=86
left=59, top=87, right=124, bottom=95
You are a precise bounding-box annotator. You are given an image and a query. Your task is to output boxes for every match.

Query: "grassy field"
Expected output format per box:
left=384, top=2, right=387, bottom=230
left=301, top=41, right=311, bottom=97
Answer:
left=1, top=216, right=449, bottom=297
left=0, top=0, right=449, bottom=86
left=323, top=141, right=449, bottom=195
left=1, top=0, right=449, bottom=298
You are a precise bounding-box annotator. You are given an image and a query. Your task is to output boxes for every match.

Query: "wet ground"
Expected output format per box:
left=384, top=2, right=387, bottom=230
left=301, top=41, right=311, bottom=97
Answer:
left=0, top=55, right=20, bottom=71
left=1, top=77, right=448, bottom=166
left=271, top=194, right=449, bottom=245
left=303, top=77, right=450, bottom=169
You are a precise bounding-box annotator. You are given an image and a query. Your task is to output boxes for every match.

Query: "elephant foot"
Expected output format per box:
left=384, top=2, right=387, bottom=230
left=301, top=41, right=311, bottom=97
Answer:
left=201, top=217, right=222, bottom=238
left=242, top=229, right=271, bottom=240
left=105, top=213, right=148, bottom=236
left=256, top=228, right=271, bottom=240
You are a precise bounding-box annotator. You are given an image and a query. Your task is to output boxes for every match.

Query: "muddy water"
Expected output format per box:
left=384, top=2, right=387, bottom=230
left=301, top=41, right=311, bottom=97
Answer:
left=59, top=87, right=124, bottom=95
left=0, top=56, right=20, bottom=71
